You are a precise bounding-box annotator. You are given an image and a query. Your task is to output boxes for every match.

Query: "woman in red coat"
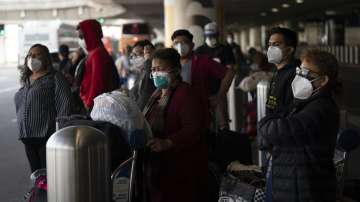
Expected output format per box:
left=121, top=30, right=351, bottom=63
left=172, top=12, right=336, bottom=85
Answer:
left=143, top=48, right=207, bottom=202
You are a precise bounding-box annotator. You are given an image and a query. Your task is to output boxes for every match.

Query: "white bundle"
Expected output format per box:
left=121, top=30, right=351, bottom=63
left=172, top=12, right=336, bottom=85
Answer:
left=90, top=90, right=152, bottom=141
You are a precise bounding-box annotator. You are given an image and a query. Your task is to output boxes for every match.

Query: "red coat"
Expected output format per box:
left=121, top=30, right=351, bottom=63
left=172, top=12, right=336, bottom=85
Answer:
left=190, top=54, right=227, bottom=126
left=79, top=19, right=117, bottom=108
left=147, top=83, right=208, bottom=202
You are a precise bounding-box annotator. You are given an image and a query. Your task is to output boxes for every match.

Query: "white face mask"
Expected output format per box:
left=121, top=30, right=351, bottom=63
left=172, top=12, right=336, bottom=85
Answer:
left=226, top=37, right=233, bottom=44
left=174, top=43, right=190, bottom=57
left=205, top=37, right=217, bottom=48
left=130, top=56, right=146, bottom=69
left=267, top=46, right=283, bottom=64
left=291, top=75, right=321, bottom=100
left=27, top=57, right=42, bottom=72
left=78, top=38, right=88, bottom=55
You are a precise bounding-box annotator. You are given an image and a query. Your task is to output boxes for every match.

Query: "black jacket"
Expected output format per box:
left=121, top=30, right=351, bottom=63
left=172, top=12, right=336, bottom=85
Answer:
left=266, top=62, right=297, bottom=115
left=259, top=87, right=339, bottom=202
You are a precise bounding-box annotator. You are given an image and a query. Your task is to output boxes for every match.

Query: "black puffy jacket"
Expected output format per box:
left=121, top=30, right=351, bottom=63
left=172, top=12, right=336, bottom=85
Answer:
left=259, top=88, right=339, bottom=202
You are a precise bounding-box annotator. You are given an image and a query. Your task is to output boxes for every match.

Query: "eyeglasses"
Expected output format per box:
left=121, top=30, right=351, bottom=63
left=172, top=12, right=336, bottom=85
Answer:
left=296, top=66, right=321, bottom=79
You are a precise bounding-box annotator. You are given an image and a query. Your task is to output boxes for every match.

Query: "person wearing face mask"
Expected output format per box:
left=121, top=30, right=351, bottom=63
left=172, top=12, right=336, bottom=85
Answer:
left=195, top=22, right=236, bottom=130
left=14, top=44, right=73, bottom=173
left=171, top=29, right=235, bottom=131
left=238, top=51, right=274, bottom=93
left=226, top=32, right=245, bottom=69
left=77, top=19, right=119, bottom=111
left=258, top=48, right=339, bottom=202
left=265, top=27, right=300, bottom=115
left=196, top=22, right=235, bottom=68
left=129, top=41, right=147, bottom=73
left=143, top=48, right=207, bottom=202
left=129, top=40, right=156, bottom=110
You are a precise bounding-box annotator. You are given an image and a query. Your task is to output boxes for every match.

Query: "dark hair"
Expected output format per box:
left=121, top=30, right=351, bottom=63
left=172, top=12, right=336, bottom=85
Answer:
left=133, top=40, right=154, bottom=49
left=300, top=48, right=338, bottom=88
left=152, top=48, right=181, bottom=78
left=268, top=27, right=298, bottom=50
left=59, top=44, right=70, bottom=57
left=171, top=29, right=193, bottom=42
left=20, top=44, right=53, bottom=84
left=227, top=32, right=234, bottom=38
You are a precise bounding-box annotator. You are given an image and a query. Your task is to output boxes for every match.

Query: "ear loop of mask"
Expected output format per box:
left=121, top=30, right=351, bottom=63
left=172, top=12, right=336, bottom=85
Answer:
left=309, top=76, right=324, bottom=95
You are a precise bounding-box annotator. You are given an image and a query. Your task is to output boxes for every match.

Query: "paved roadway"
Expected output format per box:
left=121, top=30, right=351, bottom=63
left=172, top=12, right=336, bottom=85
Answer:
left=0, top=64, right=29, bottom=202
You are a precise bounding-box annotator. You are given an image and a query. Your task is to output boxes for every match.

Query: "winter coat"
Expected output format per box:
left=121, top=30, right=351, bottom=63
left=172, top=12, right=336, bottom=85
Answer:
left=145, top=83, right=207, bottom=202
left=258, top=88, right=339, bottom=202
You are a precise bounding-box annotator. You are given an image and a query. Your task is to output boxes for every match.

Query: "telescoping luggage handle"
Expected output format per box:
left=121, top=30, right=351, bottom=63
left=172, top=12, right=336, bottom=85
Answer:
left=111, top=129, right=146, bottom=202
left=256, top=80, right=270, bottom=168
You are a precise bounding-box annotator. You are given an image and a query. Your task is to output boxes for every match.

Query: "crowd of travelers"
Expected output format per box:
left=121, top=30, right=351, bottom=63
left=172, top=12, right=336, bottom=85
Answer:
left=14, top=18, right=351, bottom=202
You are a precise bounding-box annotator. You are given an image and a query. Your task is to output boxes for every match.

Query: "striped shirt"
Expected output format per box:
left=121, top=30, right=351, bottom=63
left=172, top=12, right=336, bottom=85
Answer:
left=14, top=71, right=73, bottom=139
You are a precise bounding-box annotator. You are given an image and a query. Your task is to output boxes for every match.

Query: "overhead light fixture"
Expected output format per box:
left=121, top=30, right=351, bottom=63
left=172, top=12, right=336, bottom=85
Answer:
left=296, top=0, right=304, bottom=4
left=282, top=3, right=290, bottom=8
left=260, top=12, right=267, bottom=16
left=271, top=8, right=279, bottom=13
left=325, top=10, right=337, bottom=15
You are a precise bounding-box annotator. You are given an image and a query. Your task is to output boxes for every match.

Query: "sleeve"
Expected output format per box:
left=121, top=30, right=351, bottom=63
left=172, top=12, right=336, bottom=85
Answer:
left=258, top=100, right=325, bottom=147
left=207, top=57, right=227, bottom=80
left=54, top=73, right=73, bottom=117
left=239, top=75, right=257, bottom=92
left=14, top=87, right=24, bottom=112
left=168, top=89, right=204, bottom=150
left=85, top=52, right=109, bottom=108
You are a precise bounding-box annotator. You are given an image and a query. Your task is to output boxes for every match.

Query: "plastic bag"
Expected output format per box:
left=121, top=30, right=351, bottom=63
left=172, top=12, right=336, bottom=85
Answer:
left=90, top=90, right=152, bottom=143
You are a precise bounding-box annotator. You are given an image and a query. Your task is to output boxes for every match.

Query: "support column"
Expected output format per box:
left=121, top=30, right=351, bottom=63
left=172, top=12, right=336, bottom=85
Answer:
left=240, top=29, right=249, bottom=53
left=249, top=27, right=261, bottom=49
left=164, top=0, right=217, bottom=48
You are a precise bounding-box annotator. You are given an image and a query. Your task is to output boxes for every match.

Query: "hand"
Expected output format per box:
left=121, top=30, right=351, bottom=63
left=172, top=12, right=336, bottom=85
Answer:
left=144, top=45, right=153, bottom=60
left=147, top=138, right=173, bottom=152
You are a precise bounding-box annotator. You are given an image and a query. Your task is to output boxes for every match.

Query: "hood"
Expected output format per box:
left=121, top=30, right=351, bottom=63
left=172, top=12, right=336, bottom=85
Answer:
left=78, top=19, right=103, bottom=52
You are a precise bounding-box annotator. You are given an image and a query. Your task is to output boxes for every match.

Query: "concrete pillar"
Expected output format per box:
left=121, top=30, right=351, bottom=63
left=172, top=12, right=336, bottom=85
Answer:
left=326, top=18, right=345, bottom=46
left=215, top=0, right=224, bottom=43
left=164, top=0, right=217, bottom=48
left=249, top=27, right=261, bottom=50
left=240, top=29, right=249, bottom=53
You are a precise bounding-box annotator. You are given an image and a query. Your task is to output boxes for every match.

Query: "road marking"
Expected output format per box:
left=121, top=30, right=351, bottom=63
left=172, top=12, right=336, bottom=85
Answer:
left=0, top=86, right=19, bottom=94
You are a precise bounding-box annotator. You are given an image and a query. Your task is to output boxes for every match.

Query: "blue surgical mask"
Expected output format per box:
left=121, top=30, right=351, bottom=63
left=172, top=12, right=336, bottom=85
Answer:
left=152, top=71, right=169, bottom=89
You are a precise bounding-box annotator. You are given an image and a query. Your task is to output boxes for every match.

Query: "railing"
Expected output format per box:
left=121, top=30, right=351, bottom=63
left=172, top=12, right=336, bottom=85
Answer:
left=317, top=45, right=360, bottom=65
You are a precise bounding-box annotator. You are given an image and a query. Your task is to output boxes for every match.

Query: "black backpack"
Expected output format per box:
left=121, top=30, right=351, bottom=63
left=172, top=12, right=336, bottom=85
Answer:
left=57, top=115, right=131, bottom=171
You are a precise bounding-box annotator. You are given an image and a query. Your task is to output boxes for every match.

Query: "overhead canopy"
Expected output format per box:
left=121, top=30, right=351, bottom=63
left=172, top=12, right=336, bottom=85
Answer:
left=114, top=0, right=360, bottom=28
left=0, top=0, right=125, bottom=22
left=1, top=0, right=360, bottom=28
